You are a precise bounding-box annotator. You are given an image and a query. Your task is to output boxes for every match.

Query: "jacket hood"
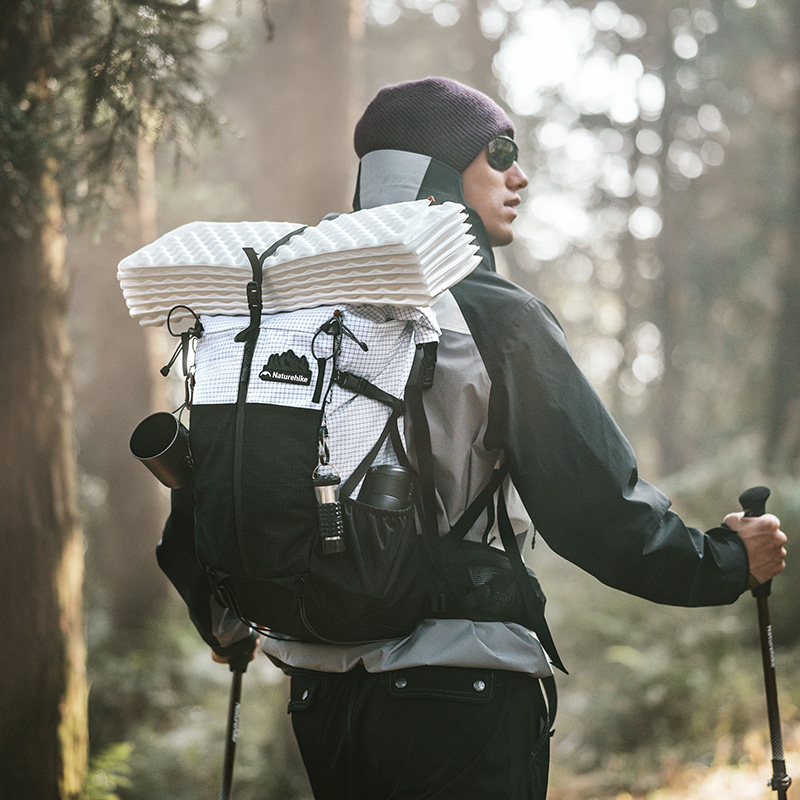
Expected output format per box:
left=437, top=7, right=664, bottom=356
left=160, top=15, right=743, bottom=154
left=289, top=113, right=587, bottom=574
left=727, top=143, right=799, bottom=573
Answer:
left=353, top=149, right=496, bottom=271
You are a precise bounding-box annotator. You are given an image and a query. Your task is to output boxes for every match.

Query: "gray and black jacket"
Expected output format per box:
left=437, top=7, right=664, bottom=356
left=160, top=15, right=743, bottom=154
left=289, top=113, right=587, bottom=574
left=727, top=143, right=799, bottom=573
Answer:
left=161, top=149, right=749, bottom=674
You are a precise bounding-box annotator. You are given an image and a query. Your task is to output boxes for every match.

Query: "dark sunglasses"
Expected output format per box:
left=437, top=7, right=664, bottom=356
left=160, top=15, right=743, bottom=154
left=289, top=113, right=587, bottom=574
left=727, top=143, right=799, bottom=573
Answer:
left=487, top=135, right=519, bottom=171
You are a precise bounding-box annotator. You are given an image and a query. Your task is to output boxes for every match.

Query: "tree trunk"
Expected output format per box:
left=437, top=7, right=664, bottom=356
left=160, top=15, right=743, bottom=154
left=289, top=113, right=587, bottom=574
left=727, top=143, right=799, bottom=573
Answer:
left=204, top=0, right=360, bottom=225
left=461, top=0, right=503, bottom=97
left=766, top=0, right=800, bottom=468
left=71, top=139, right=171, bottom=635
left=649, top=16, right=695, bottom=476
left=0, top=168, right=88, bottom=799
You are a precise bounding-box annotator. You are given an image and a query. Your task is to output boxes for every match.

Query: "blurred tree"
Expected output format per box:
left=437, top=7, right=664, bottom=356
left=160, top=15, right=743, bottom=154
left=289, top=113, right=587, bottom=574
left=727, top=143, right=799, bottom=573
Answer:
left=0, top=1, right=219, bottom=796
left=182, top=0, right=365, bottom=227
left=70, top=174, right=173, bottom=637
left=362, top=0, right=503, bottom=99
left=767, top=0, right=800, bottom=471
left=492, top=0, right=795, bottom=477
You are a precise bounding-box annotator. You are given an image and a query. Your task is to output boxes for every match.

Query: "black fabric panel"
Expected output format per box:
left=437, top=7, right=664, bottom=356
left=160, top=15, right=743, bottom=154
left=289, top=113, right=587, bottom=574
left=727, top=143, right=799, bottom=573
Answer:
left=191, top=403, right=323, bottom=578
left=416, top=159, right=462, bottom=204
left=416, top=159, right=498, bottom=278
left=156, top=485, right=252, bottom=659
left=448, top=267, right=748, bottom=606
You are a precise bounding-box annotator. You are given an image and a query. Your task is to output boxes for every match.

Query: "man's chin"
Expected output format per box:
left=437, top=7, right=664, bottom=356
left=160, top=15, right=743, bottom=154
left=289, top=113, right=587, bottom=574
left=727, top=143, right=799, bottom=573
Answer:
left=489, top=229, right=515, bottom=248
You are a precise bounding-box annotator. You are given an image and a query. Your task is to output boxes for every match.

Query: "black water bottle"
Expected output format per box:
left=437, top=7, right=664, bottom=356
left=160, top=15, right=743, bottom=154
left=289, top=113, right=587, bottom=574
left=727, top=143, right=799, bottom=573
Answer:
left=357, top=465, right=414, bottom=510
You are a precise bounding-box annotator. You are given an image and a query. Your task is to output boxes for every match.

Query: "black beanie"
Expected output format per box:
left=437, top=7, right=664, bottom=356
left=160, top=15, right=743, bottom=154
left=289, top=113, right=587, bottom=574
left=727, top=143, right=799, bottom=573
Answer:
left=354, top=77, right=514, bottom=174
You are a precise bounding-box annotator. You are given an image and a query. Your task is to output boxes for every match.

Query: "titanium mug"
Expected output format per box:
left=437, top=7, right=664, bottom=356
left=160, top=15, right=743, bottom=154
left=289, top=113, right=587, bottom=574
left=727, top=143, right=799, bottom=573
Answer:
left=129, top=411, right=193, bottom=489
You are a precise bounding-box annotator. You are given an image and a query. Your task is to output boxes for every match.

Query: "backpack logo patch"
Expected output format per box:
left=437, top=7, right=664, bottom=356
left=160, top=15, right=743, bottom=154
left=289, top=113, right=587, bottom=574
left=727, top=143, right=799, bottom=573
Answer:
left=259, top=350, right=312, bottom=385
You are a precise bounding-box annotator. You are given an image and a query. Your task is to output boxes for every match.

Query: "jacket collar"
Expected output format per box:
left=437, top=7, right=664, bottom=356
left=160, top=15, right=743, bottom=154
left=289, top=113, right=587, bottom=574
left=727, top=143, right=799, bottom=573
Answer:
left=352, top=150, right=496, bottom=272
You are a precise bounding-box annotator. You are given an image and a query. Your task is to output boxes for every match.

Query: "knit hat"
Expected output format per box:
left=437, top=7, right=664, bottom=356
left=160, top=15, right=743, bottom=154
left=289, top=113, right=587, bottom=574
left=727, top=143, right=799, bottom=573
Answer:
left=354, top=77, right=514, bottom=173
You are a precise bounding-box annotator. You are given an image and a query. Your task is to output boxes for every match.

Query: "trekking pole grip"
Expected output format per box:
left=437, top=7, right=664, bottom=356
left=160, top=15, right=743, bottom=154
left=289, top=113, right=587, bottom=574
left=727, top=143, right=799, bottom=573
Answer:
left=739, top=486, right=772, bottom=598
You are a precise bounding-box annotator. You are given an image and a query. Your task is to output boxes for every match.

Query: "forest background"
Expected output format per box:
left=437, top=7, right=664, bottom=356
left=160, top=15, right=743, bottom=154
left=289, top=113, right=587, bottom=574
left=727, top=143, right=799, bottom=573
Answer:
left=1, top=0, right=799, bottom=798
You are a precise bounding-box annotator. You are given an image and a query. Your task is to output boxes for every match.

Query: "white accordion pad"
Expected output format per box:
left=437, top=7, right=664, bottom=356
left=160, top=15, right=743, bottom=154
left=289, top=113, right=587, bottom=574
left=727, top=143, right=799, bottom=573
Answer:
left=117, top=200, right=480, bottom=326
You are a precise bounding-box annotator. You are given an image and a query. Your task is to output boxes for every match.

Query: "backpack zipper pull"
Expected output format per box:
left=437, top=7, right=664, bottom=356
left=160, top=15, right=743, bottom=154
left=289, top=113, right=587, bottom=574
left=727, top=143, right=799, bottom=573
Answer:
left=332, top=309, right=369, bottom=351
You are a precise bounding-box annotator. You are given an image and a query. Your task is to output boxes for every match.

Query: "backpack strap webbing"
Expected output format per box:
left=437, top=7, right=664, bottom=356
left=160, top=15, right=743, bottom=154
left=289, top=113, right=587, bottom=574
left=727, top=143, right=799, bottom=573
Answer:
left=234, top=226, right=308, bottom=343
left=543, top=675, right=558, bottom=735
left=233, top=328, right=259, bottom=570
left=332, top=369, right=405, bottom=414
left=445, top=464, right=509, bottom=544
left=496, top=488, right=567, bottom=675
left=404, top=342, right=444, bottom=571
left=231, top=226, right=309, bottom=572
left=338, top=341, right=431, bottom=500
left=339, top=407, right=402, bottom=501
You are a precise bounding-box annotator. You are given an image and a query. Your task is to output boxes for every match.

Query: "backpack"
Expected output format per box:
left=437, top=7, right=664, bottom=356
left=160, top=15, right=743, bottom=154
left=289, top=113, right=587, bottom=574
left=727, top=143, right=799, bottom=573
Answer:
left=160, top=227, right=565, bottom=669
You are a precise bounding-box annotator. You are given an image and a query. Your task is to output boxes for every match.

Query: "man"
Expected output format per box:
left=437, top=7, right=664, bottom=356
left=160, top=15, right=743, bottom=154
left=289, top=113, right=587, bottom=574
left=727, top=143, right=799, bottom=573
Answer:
left=160, top=77, right=786, bottom=799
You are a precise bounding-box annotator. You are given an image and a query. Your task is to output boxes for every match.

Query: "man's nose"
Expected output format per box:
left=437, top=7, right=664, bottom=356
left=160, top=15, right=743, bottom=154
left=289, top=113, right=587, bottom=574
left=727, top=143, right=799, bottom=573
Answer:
left=508, top=162, right=528, bottom=190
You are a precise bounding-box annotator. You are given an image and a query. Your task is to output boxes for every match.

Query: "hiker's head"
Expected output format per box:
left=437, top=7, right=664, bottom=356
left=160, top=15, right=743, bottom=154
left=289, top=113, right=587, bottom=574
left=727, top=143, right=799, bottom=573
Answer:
left=354, top=77, right=528, bottom=247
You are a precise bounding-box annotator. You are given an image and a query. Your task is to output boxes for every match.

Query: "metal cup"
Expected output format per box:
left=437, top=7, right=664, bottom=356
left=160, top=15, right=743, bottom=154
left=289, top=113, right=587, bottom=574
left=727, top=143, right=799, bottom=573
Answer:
left=129, top=411, right=193, bottom=489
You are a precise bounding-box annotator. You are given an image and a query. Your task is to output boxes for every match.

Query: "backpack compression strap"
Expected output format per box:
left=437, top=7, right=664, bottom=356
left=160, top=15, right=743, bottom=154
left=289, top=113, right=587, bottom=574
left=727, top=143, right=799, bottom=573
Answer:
left=234, top=226, right=308, bottom=343
left=445, top=463, right=509, bottom=544
left=336, top=344, right=426, bottom=500
left=231, top=226, right=308, bottom=571
left=333, top=369, right=405, bottom=414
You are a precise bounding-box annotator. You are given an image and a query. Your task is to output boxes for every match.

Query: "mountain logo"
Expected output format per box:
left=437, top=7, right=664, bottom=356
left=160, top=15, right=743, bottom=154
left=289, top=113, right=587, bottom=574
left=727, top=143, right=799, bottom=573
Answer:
left=259, top=350, right=312, bottom=386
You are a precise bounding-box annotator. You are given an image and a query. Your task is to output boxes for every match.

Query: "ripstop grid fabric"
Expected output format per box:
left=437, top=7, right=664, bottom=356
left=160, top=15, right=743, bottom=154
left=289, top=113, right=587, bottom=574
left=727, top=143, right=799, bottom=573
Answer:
left=191, top=305, right=439, bottom=482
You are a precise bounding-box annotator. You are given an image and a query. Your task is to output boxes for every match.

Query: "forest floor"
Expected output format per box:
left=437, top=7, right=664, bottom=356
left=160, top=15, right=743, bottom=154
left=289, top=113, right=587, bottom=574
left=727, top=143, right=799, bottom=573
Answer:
left=548, top=722, right=800, bottom=800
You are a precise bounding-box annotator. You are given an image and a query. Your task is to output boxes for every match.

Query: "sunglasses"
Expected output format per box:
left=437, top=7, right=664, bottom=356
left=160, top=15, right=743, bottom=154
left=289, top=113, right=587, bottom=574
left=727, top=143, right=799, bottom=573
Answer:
left=487, top=135, right=519, bottom=171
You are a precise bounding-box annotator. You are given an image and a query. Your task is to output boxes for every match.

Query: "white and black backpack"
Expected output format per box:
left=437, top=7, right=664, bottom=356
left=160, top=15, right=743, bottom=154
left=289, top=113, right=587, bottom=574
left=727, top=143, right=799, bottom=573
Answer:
left=165, top=229, right=564, bottom=671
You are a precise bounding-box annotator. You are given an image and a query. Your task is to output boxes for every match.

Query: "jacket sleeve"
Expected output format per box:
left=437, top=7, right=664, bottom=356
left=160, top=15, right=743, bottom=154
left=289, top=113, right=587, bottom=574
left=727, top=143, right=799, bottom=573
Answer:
left=486, top=295, right=749, bottom=607
left=156, top=484, right=254, bottom=657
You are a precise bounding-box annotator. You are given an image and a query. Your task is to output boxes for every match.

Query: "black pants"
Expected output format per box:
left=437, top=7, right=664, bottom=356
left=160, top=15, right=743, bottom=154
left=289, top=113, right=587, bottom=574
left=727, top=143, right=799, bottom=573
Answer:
left=288, top=665, right=551, bottom=799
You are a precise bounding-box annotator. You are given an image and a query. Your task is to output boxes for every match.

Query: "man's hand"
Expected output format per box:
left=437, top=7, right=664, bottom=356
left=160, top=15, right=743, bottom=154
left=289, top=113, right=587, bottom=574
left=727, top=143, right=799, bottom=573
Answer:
left=212, top=634, right=262, bottom=667
left=723, top=512, right=787, bottom=588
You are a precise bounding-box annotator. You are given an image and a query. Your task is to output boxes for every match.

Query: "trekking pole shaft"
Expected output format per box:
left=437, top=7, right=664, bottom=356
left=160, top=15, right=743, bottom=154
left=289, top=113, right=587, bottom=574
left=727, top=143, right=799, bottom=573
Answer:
left=756, top=596, right=791, bottom=799
left=219, top=669, right=243, bottom=800
left=739, top=487, right=791, bottom=799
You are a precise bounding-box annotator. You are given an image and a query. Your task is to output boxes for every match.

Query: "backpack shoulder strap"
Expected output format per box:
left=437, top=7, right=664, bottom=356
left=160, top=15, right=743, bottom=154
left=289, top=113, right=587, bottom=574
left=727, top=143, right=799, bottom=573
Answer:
left=445, top=464, right=509, bottom=544
left=496, top=488, right=567, bottom=675
left=338, top=341, right=434, bottom=500
left=404, top=342, right=443, bottom=570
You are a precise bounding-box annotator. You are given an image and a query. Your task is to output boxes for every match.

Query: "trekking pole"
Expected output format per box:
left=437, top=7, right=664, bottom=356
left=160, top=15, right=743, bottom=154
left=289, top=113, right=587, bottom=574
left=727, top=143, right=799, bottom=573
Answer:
left=739, top=486, right=792, bottom=799
left=219, top=634, right=259, bottom=800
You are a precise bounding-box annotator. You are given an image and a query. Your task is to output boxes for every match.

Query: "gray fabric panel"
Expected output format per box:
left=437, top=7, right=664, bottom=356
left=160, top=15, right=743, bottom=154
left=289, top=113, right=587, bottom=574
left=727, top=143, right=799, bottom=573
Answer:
left=358, top=150, right=432, bottom=208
